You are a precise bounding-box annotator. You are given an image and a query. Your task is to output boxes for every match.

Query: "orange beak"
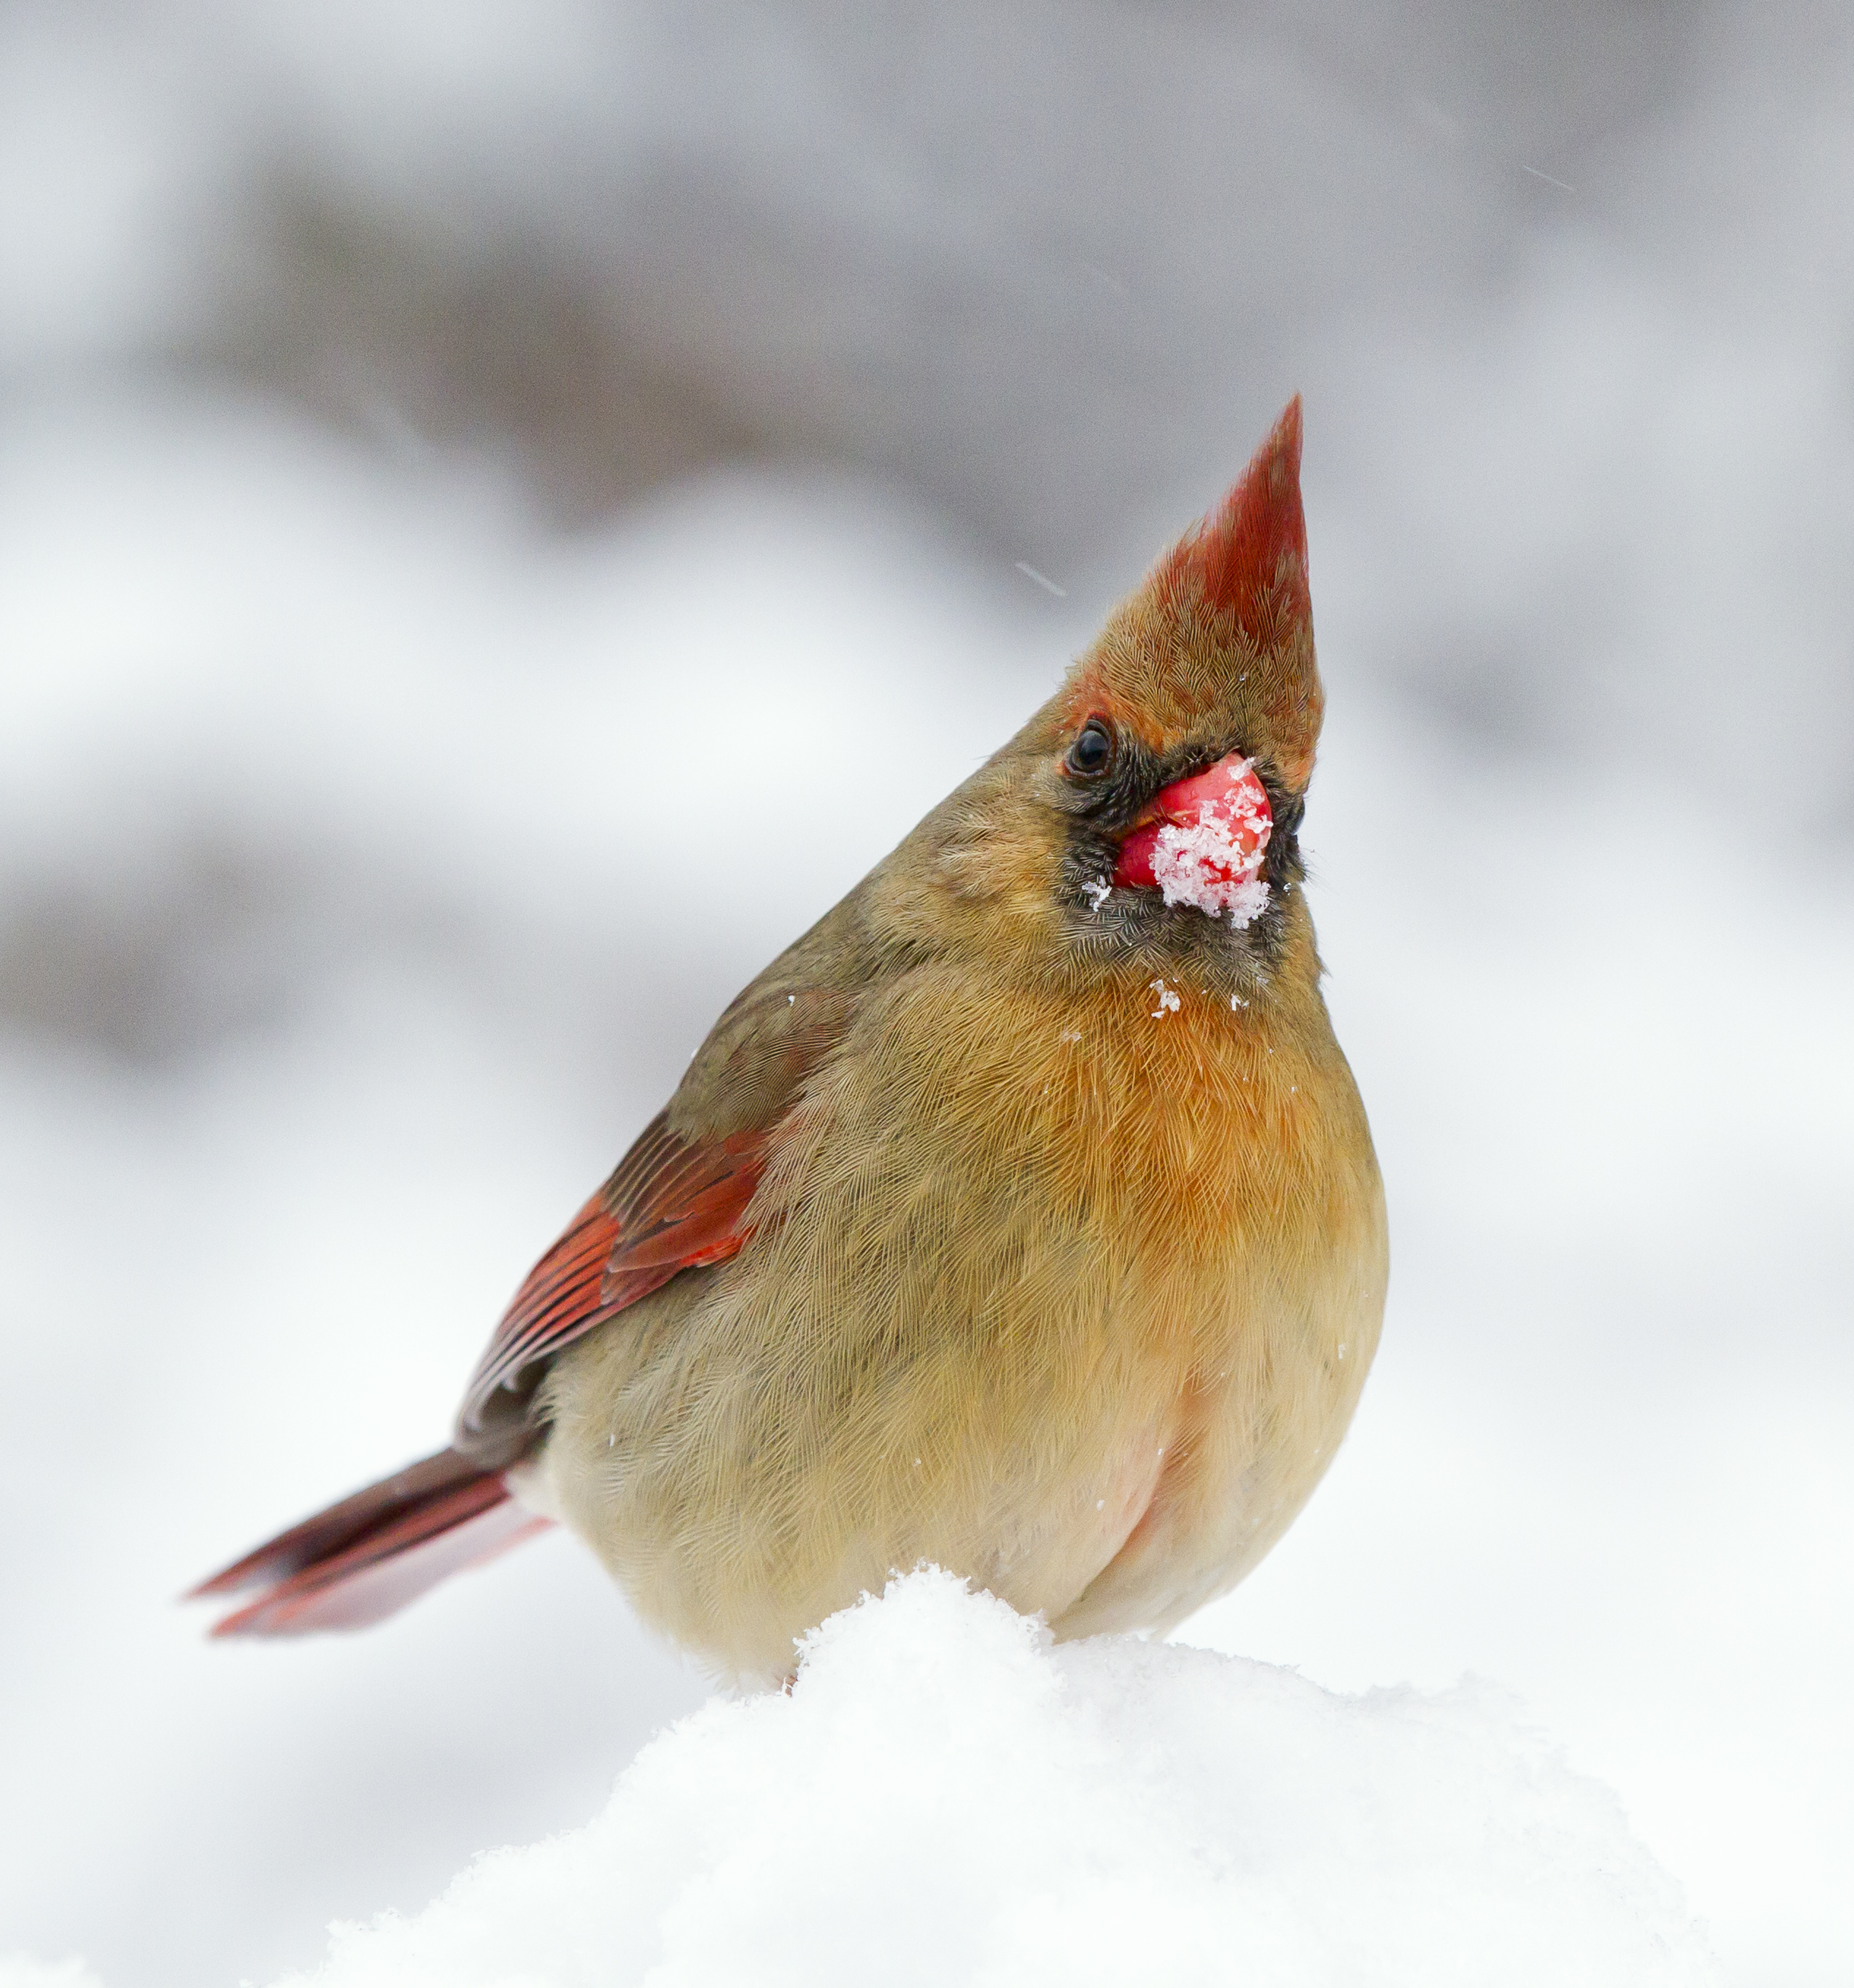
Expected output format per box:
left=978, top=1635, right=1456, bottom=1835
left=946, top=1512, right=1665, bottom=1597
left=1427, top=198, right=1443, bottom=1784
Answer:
left=1111, top=752, right=1273, bottom=919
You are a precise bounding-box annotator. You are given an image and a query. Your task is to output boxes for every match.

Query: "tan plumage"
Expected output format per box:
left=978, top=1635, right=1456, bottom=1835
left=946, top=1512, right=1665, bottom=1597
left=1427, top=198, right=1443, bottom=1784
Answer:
left=533, top=399, right=1386, bottom=1680
left=194, top=398, right=1388, bottom=1678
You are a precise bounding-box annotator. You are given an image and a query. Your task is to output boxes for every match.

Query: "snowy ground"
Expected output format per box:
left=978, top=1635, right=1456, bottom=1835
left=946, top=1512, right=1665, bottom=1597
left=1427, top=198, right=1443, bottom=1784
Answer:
left=0, top=1576, right=1727, bottom=1988
left=0, top=395, right=1848, bottom=1987
left=224, top=1573, right=1732, bottom=1986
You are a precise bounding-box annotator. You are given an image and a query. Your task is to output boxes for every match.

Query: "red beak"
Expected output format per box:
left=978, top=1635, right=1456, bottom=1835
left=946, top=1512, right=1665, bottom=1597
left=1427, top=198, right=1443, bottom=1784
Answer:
left=1111, top=751, right=1273, bottom=922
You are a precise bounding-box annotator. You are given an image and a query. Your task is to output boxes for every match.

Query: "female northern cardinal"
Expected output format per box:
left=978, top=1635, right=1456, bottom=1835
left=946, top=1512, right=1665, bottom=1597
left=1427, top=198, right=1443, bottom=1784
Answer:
left=194, top=399, right=1388, bottom=1682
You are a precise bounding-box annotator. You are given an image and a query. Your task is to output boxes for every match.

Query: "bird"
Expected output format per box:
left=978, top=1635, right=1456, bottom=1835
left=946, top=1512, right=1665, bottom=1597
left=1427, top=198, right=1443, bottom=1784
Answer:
left=192, top=398, right=1388, bottom=1684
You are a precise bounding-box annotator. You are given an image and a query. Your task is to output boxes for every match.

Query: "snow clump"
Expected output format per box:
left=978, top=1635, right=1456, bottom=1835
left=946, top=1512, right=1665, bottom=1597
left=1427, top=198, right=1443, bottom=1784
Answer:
left=1151, top=756, right=1272, bottom=924
left=228, top=1568, right=1717, bottom=1988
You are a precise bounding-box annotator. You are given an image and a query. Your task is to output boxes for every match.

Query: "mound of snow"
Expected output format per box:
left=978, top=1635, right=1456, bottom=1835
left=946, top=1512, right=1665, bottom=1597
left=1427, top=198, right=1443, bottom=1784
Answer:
left=230, top=1570, right=1714, bottom=1988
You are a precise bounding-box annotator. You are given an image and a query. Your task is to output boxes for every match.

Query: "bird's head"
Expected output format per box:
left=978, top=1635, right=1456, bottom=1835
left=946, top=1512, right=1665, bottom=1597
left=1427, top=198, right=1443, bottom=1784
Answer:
left=913, top=398, right=1323, bottom=996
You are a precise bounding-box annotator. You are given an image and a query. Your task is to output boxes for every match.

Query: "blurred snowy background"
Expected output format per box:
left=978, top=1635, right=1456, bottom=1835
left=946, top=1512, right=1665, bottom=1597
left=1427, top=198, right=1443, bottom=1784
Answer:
left=1, top=2, right=1850, bottom=1984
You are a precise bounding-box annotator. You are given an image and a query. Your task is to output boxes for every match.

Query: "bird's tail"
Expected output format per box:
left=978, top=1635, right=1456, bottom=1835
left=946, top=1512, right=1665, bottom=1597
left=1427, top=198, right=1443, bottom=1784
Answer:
left=188, top=1448, right=551, bottom=1636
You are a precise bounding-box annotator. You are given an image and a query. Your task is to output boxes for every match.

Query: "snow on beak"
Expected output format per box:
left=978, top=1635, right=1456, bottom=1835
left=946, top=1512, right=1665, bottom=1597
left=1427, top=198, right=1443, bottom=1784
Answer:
left=1111, top=751, right=1273, bottom=924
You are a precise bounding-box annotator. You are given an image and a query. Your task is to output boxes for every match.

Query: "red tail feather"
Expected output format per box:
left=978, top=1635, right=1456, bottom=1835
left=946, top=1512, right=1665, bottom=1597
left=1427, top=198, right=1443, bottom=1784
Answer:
left=192, top=1449, right=550, bottom=1636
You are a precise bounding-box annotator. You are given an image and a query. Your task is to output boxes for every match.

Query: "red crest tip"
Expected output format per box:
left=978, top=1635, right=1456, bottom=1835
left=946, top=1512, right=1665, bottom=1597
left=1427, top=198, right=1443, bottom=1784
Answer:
left=1159, top=396, right=1309, bottom=638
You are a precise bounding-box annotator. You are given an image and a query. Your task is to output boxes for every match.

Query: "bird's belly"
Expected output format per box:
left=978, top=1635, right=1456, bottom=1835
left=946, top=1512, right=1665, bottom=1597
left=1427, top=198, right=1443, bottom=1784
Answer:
left=540, top=967, right=1386, bottom=1682
left=1049, top=1278, right=1380, bottom=1641
left=539, top=1279, right=1181, bottom=1683
left=540, top=1236, right=1379, bottom=1683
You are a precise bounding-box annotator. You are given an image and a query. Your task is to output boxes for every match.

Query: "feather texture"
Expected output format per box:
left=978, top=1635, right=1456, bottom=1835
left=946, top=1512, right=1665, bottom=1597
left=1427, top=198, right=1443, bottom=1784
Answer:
left=455, top=1113, right=768, bottom=1444
left=191, top=400, right=1388, bottom=1670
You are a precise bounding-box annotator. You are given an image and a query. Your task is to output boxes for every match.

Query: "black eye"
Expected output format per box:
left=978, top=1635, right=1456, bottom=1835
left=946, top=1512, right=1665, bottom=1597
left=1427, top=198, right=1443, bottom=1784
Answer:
left=1066, top=718, right=1113, bottom=777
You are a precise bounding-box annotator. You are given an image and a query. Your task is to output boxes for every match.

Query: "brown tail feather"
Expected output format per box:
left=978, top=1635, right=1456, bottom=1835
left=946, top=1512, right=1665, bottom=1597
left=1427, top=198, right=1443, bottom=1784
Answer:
left=189, top=1448, right=552, bottom=1636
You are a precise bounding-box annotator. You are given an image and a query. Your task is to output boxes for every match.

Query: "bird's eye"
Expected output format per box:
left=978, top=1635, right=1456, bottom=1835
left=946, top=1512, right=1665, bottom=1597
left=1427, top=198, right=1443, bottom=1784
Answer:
left=1066, top=718, right=1114, bottom=777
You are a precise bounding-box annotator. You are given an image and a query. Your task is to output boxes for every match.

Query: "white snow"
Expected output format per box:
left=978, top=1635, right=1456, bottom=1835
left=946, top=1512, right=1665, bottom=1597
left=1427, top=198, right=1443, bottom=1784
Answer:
left=162, top=1570, right=1718, bottom=1988
left=1149, top=759, right=1272, bottom=925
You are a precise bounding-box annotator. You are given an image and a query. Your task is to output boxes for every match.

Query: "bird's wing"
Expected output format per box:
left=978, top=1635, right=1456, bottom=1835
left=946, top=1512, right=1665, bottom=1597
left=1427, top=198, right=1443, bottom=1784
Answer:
left=455, top=1111, right=768, bottom=1441
left=454, top=908, right=866, bottom=1457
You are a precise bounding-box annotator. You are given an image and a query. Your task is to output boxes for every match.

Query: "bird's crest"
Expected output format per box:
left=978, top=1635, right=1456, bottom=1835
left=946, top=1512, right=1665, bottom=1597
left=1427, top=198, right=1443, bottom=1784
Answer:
left=1066, top=397, right=1323, bottom=791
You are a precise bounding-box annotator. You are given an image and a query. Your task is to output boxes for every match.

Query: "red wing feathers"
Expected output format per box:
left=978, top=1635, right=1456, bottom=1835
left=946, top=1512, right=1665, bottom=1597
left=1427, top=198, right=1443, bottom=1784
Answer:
left=455, top=1110, right=767, bottom=1439
left=455, top=1190, right=623, bottom=1426
left=193, top=1112, right=768, bottom=1636
left=195, top=1049, right=801, bottom=1638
